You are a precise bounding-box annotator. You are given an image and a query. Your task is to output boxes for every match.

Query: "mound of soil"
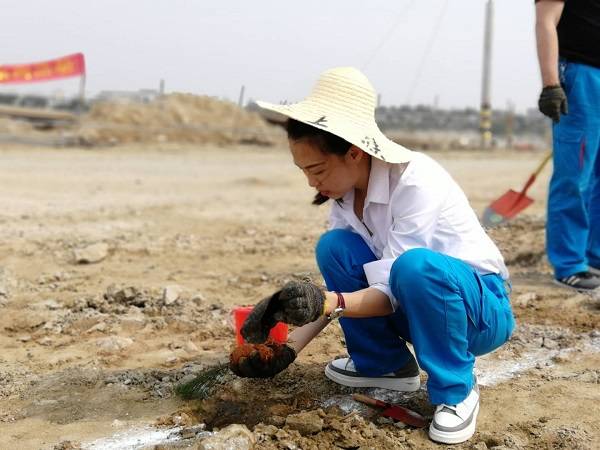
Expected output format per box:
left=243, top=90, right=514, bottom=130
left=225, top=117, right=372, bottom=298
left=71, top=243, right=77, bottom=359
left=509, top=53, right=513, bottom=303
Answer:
left=75, top=93, right=285, bottom=147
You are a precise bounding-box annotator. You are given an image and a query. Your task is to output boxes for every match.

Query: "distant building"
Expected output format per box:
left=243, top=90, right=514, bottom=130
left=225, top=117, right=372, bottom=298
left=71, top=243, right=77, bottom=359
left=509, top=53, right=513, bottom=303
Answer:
left=95, top=89, right=160, bottom=103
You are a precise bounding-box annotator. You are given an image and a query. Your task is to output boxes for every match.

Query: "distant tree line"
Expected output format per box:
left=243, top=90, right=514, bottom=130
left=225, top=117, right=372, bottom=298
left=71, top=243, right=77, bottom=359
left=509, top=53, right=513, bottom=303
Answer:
left=375, top=105, right=549, bottom=137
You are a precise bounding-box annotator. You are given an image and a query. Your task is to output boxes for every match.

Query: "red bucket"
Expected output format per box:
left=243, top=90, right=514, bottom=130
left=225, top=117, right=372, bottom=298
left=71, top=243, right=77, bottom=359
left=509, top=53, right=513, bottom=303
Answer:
left=232, top=306, right=288, bottom=345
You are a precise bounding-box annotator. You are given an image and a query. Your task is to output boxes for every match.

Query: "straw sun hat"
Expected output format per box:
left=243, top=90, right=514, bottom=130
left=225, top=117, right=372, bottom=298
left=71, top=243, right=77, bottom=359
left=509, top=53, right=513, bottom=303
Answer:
left=257, top=66, right=413, bottom=163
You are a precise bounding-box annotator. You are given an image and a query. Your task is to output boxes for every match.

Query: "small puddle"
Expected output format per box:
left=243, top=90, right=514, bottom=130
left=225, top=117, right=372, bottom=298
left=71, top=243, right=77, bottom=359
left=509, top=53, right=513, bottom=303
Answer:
left=82, top=426, right=184, bottom=450
left=477, top=334, right=600, bottom=386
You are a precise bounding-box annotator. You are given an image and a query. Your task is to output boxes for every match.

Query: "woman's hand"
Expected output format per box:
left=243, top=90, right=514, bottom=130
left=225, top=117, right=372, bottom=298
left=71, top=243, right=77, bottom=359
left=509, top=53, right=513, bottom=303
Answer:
left=229, top=341, right=296, bottom=378
left=273, top=281, right=326, bottom=326
left=240, top=291, right=281, bottom=343
left=241, top=281, right=326, bottom=343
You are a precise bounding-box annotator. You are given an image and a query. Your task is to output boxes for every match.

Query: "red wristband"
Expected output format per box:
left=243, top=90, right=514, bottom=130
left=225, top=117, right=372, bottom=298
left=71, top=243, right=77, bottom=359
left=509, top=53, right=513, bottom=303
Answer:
left=335, top=292, right=346, bottom=309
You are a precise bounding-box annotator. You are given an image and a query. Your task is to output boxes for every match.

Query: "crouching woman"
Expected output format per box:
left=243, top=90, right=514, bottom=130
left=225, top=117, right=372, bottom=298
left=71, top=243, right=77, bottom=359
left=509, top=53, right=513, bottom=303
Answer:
left=232, top=67, right=515, bottom=445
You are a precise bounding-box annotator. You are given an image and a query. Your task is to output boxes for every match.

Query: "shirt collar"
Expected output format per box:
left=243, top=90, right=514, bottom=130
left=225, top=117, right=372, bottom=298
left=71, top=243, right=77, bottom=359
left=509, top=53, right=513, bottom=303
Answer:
left=364, top=157, right=390, bottom=206
left=339, top=157, right=391, bottom=207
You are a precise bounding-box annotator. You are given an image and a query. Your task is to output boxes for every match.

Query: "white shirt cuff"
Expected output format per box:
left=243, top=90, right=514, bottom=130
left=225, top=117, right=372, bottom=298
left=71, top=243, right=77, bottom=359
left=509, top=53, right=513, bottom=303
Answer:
left=363, top=258, right=398, bottom=311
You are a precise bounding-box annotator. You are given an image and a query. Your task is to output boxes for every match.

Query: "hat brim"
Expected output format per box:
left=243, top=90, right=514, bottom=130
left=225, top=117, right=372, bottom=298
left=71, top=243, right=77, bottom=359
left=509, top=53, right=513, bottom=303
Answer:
left=256, top=100, right=413, bottom=164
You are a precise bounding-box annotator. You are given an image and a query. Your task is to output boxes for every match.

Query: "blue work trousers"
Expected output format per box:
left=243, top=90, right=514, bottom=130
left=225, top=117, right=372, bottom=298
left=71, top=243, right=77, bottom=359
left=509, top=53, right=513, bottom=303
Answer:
left=548, top=59, right=600, bottom=278
left=316, top=229, right=515, bottom=405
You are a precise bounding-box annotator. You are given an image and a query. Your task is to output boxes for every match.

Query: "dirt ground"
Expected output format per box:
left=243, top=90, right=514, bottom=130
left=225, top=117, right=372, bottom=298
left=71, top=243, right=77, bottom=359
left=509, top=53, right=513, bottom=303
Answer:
left=0, top=143, right=599, bottom=450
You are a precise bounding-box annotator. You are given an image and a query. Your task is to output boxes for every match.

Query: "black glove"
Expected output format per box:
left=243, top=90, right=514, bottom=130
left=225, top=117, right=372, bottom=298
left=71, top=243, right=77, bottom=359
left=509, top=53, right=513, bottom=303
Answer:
left=240, top=281, right=326, bottom=344
left=240, top=291, right=281, bottom=344
left=229, top=342, right=296, bottom=378
left=273, top=281, right=326, bottom=326
left=538, top=85, right=568, bottom=123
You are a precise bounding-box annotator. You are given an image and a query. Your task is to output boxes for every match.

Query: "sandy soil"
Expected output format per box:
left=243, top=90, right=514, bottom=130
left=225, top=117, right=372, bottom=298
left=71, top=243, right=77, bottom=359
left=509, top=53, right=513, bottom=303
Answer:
left=0, top=143, right=599, bottom=450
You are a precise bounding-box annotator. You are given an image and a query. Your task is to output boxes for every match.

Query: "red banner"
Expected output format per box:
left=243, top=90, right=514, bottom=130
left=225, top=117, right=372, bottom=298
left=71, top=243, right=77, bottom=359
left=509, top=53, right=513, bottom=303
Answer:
left=0, top=53, right=85, bottom=84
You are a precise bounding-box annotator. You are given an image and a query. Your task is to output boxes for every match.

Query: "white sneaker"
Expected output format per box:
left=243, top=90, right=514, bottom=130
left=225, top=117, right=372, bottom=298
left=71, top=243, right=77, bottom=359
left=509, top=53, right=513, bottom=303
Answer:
left=324, top=357, right=420, bottom=391
left=428, top=382, right=480, bottom=444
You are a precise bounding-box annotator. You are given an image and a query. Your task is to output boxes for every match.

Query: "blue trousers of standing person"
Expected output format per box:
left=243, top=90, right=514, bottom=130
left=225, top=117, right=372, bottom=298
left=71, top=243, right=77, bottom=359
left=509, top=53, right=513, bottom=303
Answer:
left=548, top=59, right=600, bottom=278
left=315, top=229, right=515, bottom=405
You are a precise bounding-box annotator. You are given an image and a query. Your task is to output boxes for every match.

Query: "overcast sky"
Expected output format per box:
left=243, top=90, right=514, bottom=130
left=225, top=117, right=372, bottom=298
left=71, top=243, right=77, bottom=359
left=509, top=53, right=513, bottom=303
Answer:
left=1, top=0, right=541, bottom=111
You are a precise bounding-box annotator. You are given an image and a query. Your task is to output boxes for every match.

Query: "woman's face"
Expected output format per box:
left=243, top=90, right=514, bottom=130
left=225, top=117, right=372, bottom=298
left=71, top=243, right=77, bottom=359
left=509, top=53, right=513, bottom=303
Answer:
left=290, top=139, right=363, bottom=200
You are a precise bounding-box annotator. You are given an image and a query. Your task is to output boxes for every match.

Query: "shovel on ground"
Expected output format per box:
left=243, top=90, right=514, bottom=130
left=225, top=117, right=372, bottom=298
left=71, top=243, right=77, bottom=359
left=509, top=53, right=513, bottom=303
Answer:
left=481, top=151, right=552, bottom=228
left=352, top=393, right=427, bottom=428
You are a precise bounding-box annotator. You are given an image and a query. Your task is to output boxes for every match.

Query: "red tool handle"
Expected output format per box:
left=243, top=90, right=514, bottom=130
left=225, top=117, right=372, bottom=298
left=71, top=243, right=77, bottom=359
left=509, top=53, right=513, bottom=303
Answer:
left=353, top=393, right=388, bottom=409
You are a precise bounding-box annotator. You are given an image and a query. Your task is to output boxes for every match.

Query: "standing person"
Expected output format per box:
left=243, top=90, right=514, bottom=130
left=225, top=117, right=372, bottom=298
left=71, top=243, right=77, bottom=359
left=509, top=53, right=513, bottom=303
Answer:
left=231, top=67, right=515, bottom=444
left=535, top=0, right=600, bottom=290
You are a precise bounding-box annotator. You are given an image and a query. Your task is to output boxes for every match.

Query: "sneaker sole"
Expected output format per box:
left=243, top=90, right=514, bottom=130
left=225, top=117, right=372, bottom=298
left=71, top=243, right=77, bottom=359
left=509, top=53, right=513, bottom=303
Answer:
left=428, top=402, right=479, bottom=445
left=324, top=364, right=420, bottom=391
left=552, top=279, right=600, bottom=293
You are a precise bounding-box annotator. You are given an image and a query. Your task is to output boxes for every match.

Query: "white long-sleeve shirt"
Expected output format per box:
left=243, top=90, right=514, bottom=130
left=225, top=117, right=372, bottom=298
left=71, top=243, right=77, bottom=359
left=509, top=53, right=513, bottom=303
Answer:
left=328, top=152, right=508, bottom=310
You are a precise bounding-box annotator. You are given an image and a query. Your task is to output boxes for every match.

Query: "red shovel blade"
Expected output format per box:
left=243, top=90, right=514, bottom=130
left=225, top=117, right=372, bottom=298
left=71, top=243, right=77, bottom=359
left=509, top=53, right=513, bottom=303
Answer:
left=490, top=189, right=534, bottom=218
left=381, top=405, right=428, bottom=428
left=481, top=189, right=534, bottom=227
left=353, top=393, right=427, bottom=428
left=481, top=152, right=552, bottom=228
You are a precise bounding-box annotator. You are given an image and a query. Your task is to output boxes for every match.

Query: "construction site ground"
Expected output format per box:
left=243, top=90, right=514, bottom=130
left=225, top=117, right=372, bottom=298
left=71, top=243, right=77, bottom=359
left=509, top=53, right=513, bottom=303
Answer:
left=0, top=143, right=599, bottom=449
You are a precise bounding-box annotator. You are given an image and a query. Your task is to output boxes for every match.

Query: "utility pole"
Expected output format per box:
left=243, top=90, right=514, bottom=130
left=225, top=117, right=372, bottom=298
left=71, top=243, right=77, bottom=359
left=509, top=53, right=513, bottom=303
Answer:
left=505, top=100, right=515, bottom=149
left=238, top=85, right=246, bottom=108
left=480, top=0, right=494, bottom=149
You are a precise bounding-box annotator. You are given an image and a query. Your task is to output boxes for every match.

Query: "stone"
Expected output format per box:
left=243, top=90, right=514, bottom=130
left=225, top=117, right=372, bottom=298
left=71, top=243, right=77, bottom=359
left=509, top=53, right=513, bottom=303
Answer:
left=111, top=419, right=125, bottom=428
left=274, top=429, right=290, bottom=440
left=471, top=443, right=489, bottom=450
left=106, top=285, right=144, bottom=306
left=163, top=285, right=183, bottom=305
left=53, top=441, right=82, bottom=450
left=376, top=416, right=394, bottom=425
left=181, top=424, right=208, bottom=439
left=119, top=316, right=146, bottom=331
left=184, top=341, right=199, bottom=353
left=574, top=371, right=599, bottom=383
left=172, top=412, right=194, bottom=426
left=514, top=292, right=537, bottom=307
left=9, top=312, right=46, bottom=331
left=197, top=424, right=255, bottom=450
left=191, top=293, right=206, bottom=305
left=96, top=336, right=133, bottom=354
left=285, top=410, right=324, bottom=435
left=86, top=322, right=108, bottom=333
left=393, top=421, right=407, bottom=429
left=40, top=299, right=62, bottom=310
left=118, top=287, right=139, bottom=302
left=73, top=243, right=109, bottom=264
left=37, top=337, right=53, bottom=346
left=269, top=415, right=286, bottom=427
left=542, top=337, right=559, bottom=349
left=255, top=424, right=278, bottom=437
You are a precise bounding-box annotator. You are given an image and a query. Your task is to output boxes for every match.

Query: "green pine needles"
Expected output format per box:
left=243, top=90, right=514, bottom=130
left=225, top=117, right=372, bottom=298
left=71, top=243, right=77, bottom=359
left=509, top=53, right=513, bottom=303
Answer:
left=175, top=364, right=230, bottom=400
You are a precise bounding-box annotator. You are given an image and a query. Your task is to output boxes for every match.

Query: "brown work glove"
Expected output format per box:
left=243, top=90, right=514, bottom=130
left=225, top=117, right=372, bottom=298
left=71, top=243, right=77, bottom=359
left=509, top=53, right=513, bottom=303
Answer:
left=229, top=341, right=296, bottom=378
left=538, top=85, right=568, bottom=123
left=241, top=281, right=326, bottom=343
